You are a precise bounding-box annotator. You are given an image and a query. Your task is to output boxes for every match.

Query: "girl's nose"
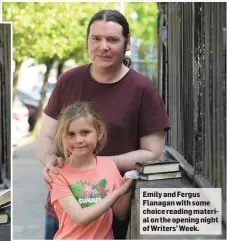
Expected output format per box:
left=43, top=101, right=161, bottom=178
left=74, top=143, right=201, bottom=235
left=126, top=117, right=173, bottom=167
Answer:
left=75, top=136, right=83, bottom=143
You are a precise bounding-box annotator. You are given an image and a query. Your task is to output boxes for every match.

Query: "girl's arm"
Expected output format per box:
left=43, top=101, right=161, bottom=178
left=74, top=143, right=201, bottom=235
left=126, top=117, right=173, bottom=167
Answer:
left=112, top=179, right=135, bottom=220
left=58, top=179, right=133, bottom=227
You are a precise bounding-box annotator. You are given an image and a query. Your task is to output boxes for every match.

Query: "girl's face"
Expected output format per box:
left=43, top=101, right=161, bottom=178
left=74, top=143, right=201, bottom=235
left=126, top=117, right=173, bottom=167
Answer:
left=65, top=117, right=98, bottom=158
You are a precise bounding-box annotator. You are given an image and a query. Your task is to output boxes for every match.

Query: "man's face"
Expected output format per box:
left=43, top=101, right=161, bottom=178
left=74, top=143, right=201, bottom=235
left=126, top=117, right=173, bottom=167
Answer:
left=87, top=20, right=131, bottom=70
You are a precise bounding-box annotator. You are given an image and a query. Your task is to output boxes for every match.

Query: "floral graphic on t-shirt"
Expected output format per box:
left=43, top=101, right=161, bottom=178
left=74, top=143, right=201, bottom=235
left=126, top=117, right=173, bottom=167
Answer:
left=70, top=179, right=110, bottom=208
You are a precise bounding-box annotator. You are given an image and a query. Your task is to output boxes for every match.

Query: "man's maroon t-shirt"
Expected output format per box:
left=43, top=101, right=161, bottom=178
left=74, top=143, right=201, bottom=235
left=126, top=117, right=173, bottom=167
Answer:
left=44, top=64, right=170, bottom=216
left=44, top=64, right=170, bottom=155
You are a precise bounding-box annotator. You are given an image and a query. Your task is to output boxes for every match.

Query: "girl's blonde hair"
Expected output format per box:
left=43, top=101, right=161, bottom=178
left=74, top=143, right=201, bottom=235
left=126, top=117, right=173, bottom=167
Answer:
left=54, top=102, right=107, bottom=163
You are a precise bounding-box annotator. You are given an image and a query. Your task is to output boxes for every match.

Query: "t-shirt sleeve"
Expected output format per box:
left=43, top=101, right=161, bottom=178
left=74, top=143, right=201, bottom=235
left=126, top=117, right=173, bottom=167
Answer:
left=111, top=162, right=123, bottom=191
left=43, top=72, right=66, bottom=120
left=49, top=170, right=73, bottom=205
left=138, top=83, right=170, bottom=137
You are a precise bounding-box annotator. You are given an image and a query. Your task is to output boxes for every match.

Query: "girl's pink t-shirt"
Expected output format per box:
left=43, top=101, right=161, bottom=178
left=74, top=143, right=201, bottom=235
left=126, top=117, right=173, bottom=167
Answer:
left=49, top=156, right=122, bottom=240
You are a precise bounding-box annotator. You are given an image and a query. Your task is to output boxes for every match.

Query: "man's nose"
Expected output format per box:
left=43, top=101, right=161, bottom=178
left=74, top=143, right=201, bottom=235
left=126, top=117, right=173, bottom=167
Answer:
left=99, top=39, right=109, bottom=51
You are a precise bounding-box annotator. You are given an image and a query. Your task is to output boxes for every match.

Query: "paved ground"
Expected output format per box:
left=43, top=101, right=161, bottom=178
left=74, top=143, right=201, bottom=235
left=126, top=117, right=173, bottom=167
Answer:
left=13, top=140, right=47, bottom=240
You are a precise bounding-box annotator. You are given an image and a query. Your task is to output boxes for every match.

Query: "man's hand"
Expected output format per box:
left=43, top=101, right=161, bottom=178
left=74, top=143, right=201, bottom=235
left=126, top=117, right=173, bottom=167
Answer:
left=43, top=155, right=64, bottom=189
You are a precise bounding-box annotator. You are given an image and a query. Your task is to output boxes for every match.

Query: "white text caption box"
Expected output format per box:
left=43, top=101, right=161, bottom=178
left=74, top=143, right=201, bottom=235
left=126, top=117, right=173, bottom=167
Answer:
left=140, top=188, right=222, bottom=235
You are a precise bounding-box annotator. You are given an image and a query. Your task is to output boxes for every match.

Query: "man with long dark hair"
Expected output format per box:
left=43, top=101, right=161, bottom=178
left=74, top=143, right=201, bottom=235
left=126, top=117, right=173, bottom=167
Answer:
left=36, top=9, right=170, bottom=239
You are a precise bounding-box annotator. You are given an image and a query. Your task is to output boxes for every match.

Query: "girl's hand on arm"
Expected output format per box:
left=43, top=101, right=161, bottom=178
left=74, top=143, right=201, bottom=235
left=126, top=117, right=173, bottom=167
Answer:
left=118, top=178, right=135, bottom=195
left=112, top=178, right=136, bottom=221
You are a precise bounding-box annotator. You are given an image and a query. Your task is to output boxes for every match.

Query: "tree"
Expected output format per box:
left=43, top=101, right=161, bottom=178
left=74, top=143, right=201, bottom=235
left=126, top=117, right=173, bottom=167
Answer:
left=3, top=2, right=158, bottom=130
left=3, top=2, right=158, bottom=64
left=126, top=2, right=158, bottom=51
left=3, top=2, right=119, bottom=131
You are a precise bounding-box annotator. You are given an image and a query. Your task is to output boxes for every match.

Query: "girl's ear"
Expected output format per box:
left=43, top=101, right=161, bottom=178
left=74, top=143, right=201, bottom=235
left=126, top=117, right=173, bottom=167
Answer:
left=97, top=126, right=105, bottom=141
left=97, top=131, right=103, bottom=141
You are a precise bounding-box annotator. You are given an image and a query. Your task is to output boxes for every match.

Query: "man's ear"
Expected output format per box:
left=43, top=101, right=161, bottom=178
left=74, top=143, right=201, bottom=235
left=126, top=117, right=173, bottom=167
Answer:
left=126, top=34, right=131, bottom=51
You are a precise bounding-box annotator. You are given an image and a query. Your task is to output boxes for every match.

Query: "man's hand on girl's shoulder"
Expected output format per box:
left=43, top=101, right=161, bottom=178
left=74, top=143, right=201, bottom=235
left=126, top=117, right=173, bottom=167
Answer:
left=42, top=156, right=64, bottom=189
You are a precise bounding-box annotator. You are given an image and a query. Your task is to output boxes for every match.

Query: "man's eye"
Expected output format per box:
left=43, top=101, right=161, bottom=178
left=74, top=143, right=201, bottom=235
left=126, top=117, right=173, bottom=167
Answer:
left=109, top=38, right=118, bottom=42
left=93, top=37, right=100, bottom=41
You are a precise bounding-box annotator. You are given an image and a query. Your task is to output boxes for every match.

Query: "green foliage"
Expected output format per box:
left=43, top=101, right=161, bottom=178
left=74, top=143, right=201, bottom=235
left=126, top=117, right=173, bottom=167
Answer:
left=125, top=2, right=158, bottom=51
left=2, top=2, right=158, bottom=64
left=2, top=2, right=118, bottom=63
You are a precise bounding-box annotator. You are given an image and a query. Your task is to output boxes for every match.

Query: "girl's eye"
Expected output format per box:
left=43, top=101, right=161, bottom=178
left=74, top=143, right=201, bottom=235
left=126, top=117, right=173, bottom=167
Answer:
left=81, top=130, right=90, bottom=135
left=68, top=132, right=75, bottom=136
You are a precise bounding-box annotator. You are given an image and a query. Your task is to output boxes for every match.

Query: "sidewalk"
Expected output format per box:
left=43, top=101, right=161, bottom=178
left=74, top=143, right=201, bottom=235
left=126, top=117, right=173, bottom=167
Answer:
left=13, top=141, right=47, bottom=240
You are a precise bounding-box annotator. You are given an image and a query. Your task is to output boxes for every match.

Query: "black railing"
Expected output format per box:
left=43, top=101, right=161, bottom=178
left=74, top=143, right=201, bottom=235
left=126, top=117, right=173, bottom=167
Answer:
left=157, top=2, right=226, bottom=198
left=0, top=24, right=11, bottom=186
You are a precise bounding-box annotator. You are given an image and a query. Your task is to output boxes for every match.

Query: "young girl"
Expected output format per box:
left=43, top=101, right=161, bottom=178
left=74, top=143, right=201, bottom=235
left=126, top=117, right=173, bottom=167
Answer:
left=48, top=102, right=134, bottom=240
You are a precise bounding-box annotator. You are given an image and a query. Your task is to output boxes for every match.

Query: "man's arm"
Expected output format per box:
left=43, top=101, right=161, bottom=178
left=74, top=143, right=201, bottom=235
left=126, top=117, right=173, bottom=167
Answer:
left=35, top=113, right=59, bottom=166
left=103, top=130, right=165, bottom=173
